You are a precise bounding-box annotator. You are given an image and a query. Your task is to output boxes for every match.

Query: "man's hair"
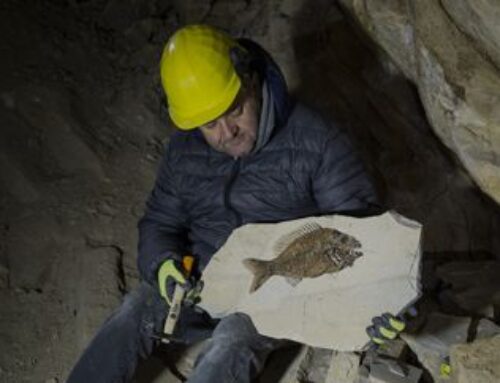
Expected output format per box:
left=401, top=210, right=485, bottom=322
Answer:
left=230, top=44, right=255, bottom=81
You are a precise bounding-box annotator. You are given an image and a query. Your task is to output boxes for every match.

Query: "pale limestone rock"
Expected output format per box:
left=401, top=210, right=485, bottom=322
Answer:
left=363, top=358, right=422, bottom=383
left=450, top=334, right=500, bottom=383
left=375, top=338, right=408, bottom=360
left=339, top=0, right=500, bottom=205
left=337, top=0, right=417, bottom=80
left=273, top=344, right=308, bottom=383
left=414, top=0, right=500, bottom=206
left=441, top=0, right=500, bottom=69
left=325, top=351, right=360, bottom=383
left=200, top=212, right=422, bottom=350
left=297, top=347, right=333, bottom=382
left=401, top=313, right=470, bottom=383
left=475, top=319, right=500, bottom=340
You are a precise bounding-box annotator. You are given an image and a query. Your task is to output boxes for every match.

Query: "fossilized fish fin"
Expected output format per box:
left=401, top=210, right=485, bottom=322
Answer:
left=243, top=258, right=272, bottom=293
left=273, top=222, right=322, bottom=255
left=285, top=276, right=302, bottom=287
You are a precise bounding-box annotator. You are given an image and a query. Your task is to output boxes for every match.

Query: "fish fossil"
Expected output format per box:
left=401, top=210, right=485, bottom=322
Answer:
left=243, top=222, right=363, bottom=293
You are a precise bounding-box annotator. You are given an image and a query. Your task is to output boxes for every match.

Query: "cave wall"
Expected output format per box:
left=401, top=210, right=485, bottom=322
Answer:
left=0, top=1, right=499, bottom=382
left=338, top=0, right=500, bottom=206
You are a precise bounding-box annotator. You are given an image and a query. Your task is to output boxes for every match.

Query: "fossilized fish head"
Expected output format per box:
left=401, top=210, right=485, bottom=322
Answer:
left=327, top=228, right=362, bottom=248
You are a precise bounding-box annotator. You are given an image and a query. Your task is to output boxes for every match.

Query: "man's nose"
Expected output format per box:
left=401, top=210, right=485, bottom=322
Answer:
left=218, top=117, right=238, bottom=141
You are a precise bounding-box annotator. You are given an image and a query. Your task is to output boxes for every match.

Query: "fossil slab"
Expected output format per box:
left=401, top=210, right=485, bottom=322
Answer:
left=199, top=211, right=422, bottom=350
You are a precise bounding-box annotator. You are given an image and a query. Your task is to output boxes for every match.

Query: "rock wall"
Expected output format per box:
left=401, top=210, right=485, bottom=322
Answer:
left=0, top=1, right=171, bottom=381
left=1, top=1, right=500, bottom=382
left=338, top=0, right=500, bottom=205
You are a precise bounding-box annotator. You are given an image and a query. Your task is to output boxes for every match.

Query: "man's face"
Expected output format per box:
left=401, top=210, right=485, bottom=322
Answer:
left=199, top=77, right=260, bottom=158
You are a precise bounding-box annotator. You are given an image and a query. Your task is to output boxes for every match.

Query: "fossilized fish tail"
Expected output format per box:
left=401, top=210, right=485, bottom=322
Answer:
left=243, top=258, right=273, bottom=293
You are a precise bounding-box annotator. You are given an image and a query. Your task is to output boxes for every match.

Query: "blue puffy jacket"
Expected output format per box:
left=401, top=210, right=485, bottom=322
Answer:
left=137, top=41, right=381, bottom=283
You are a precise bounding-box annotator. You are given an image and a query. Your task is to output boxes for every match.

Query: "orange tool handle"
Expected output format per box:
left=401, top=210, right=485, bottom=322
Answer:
left=182, top=255, right=195, bottom=276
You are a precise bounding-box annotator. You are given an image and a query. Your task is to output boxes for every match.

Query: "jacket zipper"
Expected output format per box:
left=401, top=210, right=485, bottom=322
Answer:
left=224, top=158, right=243, bottom=227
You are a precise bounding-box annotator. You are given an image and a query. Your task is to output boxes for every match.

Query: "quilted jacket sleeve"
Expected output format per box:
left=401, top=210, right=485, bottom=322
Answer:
left=312, top=126, right=383, bottom=217
left=137, top=142, right=190, bottom=284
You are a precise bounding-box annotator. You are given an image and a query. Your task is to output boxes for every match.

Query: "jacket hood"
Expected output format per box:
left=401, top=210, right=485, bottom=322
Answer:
left=237, top=38, right=292, bottom=131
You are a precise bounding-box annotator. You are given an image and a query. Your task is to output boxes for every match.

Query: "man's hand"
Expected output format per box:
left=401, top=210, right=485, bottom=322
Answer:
left=366, top=304, right=426, bottom=345
left=366, top=306, right=422, bottom=345
left=366, top=313, right=406, bottom=345
left=157, top=259, right=192, bottom=305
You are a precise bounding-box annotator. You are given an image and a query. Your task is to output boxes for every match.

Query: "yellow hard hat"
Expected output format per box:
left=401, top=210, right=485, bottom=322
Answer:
left=160, top=25, right=242, bottom=130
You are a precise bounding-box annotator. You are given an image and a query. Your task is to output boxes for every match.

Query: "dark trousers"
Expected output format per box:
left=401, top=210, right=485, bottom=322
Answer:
left=66, top=282, right=278, bottom=383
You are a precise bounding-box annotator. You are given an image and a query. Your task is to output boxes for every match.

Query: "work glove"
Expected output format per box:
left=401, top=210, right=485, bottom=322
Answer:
left=157, top=259, right=193, bottom=306
left=366, top=307, right=418, bottom=346
left=157, top=258, right=203, bottom=306
left=366, top=313, right=405, bottom=345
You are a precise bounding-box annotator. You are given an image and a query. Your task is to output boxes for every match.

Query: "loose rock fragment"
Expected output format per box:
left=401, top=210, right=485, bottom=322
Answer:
left=475, top=319, right=500, bottom=340
left=450, top=334, right=500, bottom=383
left=325, top=351, right=360, bottom=383
left=401, top=313, right=470, bottom=382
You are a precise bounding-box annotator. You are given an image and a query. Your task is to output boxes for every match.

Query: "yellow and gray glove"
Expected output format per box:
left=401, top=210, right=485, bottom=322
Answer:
left=157, top=258, right=202, bottom=306
left=366, top=307, right=418, bottom=346
left=366, top=313, right=406, bottom=345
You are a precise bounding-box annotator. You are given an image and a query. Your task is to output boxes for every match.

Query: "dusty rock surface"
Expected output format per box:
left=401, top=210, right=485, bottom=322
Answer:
left=450, top=334, right=500, bottom=383
left=1, top=0, right=500, bottom=382
left=338, top=0, right=500, bottom=205
left=325, top=351, right=360, bottom=383
left=401, top=313, right=471, bottom=382
left=0, top=1, right=168, bottom=381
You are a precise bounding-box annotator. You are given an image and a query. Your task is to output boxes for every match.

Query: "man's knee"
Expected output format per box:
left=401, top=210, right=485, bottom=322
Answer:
left=191, top=313, right=277, bottom=380
left=212, top=313, right=260, bottom=345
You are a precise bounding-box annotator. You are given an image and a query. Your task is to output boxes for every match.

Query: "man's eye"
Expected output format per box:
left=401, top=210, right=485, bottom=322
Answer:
left=230, top=104, right=243, bottom=117
left=203, top=121, right=216, bottom=130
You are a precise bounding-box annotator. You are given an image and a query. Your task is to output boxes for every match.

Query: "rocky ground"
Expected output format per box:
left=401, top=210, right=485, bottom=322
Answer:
left=0, top=1, right=499, bottom=382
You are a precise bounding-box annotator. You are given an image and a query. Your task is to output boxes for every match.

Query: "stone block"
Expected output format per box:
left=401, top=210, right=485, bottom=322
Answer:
left=475, top=319, right=500, bottom=340
left=200, top=212, right=422, bottom=350
left=450, top=334, right=500, bottom=383
left=325, top=351, right=360, bottom=383
left=401, top=313, right=470, bottom=382
left=376, top=339, right=408, bottom=360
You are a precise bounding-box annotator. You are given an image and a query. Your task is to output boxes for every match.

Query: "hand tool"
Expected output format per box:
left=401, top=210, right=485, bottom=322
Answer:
left=156, top=255, right=194, bottom=344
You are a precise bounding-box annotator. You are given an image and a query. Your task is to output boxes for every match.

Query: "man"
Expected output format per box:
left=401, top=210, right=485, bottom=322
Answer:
left=67, top=24, right=386, bottom=383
